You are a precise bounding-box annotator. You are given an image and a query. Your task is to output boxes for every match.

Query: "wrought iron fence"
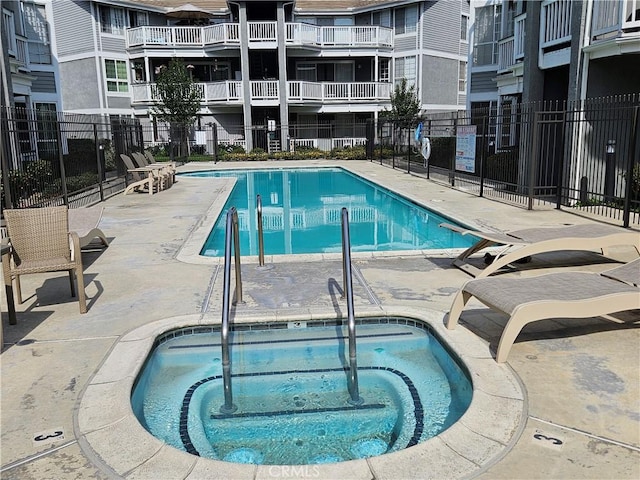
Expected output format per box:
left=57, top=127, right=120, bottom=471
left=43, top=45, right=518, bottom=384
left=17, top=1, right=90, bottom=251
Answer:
left=2, top=96, right=638, bottom=228
left=369, top=95, right=640, bottom=227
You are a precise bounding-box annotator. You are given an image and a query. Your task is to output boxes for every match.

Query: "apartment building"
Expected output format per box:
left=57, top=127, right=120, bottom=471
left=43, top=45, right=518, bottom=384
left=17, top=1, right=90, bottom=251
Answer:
left=468, top=0, right=640, bottom=116
left=2, top=0, right=471, bottom=153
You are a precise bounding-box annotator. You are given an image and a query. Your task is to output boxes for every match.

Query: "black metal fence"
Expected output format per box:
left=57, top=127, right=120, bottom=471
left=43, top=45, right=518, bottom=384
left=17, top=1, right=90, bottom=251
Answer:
left=371, top=95, right=640, bottom=227
left=2, top=96, right=638, bottom=227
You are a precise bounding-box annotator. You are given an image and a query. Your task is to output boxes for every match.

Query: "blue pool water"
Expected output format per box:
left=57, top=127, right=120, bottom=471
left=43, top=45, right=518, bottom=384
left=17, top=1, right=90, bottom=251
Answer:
left=131, top=319, right=472, bottom=465
left=182, top=167, right=475, bottom=256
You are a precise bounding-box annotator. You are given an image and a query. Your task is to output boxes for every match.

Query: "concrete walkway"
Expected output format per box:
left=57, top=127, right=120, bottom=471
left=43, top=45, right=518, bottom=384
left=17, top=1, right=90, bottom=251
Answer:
left=1, top=160, right=638, bottom=479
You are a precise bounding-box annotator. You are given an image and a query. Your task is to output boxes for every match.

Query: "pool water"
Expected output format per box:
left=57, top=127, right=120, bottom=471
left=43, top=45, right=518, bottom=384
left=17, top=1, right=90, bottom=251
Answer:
left=131, top=320, right=472, bottom=465
left=182, top=167, right=475, bottom=256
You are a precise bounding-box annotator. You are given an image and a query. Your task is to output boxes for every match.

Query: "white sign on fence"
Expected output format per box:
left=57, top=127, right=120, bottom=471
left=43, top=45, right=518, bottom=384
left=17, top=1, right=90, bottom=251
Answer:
left=455, top=125, right=477, bottom=173
left=195, top=130, right=207, bottom=145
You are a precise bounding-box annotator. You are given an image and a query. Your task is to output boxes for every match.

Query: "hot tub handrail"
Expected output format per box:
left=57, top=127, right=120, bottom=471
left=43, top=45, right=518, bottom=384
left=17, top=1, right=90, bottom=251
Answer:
left=341, top=207, right=362, bottom=405
left=257, top=194, right=265, bottom=266
left=220, top=206, right=241, bottom=414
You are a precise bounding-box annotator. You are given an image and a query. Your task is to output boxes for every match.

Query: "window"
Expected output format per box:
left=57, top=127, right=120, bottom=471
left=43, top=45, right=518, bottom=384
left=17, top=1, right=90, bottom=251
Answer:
left=458, top=61, right=467, bottom=92
left=100, top=6, right=125, bottom=35
left=129, top=10, right=147, bottom=28
left=379, top=59, right=390, bottom=82
left=473, top=4, right=501, bottom=66
left=22, top=3, right=51, bottom=64
left=35, top=103, right=58, bottom=154
left=2, top=9, right=16, bottom=55
left=296, top=63, right=317, bottom=82
left=394, top=5, right=417, bottom=35
left=105, top=59, right=129, bottom=93
left=461, top=14, right=468, bottom=41
left=394, top=56, right=416, bottom=87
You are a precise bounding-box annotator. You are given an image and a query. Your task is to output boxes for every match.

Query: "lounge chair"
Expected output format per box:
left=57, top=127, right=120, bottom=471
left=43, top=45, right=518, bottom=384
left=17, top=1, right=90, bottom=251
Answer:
left=131, top=152, right=173, bottom=188
left=120, top=154, right=163, bottom=195
left=144, top=150, right=177, bottom=184
left=68, top=206, right=109, bottom=249
left=440, top=222, right=640, bottom=278
left=446, top=259, right=640, bottom=363
left=2, top=206, right=88, bottom=315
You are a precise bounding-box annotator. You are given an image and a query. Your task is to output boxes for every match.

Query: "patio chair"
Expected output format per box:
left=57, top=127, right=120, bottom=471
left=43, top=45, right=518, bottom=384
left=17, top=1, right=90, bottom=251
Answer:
left=2, top=206, right=87, bottom=314
left=68, top=206, right=109, bottom=249
left=131, top=152, right=173, bottom=188
left=120, top=154, right=163, bottom=195
left=144, top=150, right=177, bottom=184
left=446, top=258, right=640, bottom=363
left=440, top=223, right=640, bottom=278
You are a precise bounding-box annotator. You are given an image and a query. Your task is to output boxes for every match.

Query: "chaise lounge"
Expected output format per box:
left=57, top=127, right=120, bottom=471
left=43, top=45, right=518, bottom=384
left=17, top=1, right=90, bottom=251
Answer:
left=446, top=258, right=640, bottom=363
left=440, top=222, right=640, bottom=278
left=69, top=206, right=109, bottom=249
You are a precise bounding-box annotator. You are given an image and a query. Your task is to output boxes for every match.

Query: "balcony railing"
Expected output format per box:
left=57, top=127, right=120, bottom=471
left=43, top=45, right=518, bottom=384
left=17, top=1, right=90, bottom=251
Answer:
left=286, top=24, right=393, bottom=48
left=288, top=81, right=392, bottom=102
left=514, top=13, right=526, bottom=59
left=14, top=36, right=29, bottom=67
left=591, top=0, right=640, bottom=40
left=131, top=80, right=392, bottom=104
left=127, top=23, right=393, bottom=49
left=540, top=0, right=572, bottom=49
left=498, top=37, right=515, bottom=72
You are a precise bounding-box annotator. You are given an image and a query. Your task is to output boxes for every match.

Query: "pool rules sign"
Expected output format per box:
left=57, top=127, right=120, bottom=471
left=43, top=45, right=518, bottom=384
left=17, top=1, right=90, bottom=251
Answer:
left=455, top=125, right=477, bottom=173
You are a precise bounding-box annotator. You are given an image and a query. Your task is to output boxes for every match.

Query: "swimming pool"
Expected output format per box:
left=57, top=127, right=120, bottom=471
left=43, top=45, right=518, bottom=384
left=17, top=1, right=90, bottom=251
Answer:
left=182, top=167, right=475, bottom=256
left=131, top=319, right=472, bottom=465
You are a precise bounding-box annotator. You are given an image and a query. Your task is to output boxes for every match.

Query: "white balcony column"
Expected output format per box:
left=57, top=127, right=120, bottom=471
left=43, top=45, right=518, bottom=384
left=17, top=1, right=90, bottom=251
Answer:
left=277, top=2, right=289, bottom=150
left=238, top=2, right=253, bottom=151
left=374, top=56, right=379, bottom=82
left=144, top=57, right=150, bottom=83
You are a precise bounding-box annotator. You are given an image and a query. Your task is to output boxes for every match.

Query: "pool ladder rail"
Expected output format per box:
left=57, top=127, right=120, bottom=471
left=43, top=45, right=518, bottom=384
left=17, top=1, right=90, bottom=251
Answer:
left=218, top=204, right=362, bottom=413
left=341, top=207, right=363, bottom=406
left=220, top=206, right=242, bottom=414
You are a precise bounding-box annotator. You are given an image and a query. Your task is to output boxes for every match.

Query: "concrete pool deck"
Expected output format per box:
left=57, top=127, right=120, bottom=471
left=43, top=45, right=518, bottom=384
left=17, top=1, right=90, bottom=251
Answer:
left=1, top=160, right=639, bottom=479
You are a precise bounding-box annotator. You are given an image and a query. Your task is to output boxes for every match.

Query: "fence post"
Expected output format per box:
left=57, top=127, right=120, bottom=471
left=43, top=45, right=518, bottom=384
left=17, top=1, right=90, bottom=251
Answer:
left=479, top=115, right=488, bottom=198
left=212, top=123, right=219, bottom=163
left=622, top=105, right=639, bottom=228
left=555, top=110, right=567, bottom=210
left=56, top=119, right=69, bottom=206
left=450, top=117, right=457, bottom=187
left=528, top=111, right=540, bottom=210
left=93, top=123, right=105, bottom=202
left=406, top=122, right=411, bottom=174
left=378, top=120, right=383, bottom=165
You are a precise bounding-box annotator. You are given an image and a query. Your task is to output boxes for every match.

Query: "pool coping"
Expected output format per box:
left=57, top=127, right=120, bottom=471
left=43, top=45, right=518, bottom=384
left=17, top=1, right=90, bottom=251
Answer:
left=174, top=165, right=480, bottom=266
left=75, top=306, right=526, bottom=480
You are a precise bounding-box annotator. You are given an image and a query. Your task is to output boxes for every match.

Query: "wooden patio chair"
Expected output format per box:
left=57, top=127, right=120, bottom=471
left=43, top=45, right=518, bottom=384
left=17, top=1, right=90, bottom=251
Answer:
left=120, top=154, right=163, bottom=195
left=2, top=206, right=87, bottom=314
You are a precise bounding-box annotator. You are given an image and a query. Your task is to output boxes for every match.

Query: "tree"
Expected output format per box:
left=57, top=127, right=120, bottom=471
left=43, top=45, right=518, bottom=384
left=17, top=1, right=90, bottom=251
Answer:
left=151, top=58, right=202, bottom=159
left=383, top=77, right=420, bottom=126
left=381, top=78, right=421, bottom=149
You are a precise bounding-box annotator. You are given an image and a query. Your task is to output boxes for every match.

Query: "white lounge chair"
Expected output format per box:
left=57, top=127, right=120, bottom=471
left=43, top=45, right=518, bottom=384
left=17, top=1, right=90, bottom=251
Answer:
left=68, top=206, right=109, bottom=249
left=446, top=259, right=640, bottom=363
left=440, top=223, right=640, bottom=278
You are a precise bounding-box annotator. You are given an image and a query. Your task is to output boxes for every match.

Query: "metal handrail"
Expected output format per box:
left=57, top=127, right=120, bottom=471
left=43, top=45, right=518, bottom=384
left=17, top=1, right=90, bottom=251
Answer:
left=257, top=194, right=265, bottom=266
left=341, top=207, right=362, bottom=405
left=220, top=207, right=242, bottom=414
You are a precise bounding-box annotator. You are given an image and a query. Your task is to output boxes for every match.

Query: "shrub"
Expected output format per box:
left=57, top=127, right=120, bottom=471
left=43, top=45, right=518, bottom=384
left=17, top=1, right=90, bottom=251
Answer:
left=485, top=147, right=519, bottom=185
left=428, top=136, right=455, bottom=169
left=330, top=145, right=367, bottom=160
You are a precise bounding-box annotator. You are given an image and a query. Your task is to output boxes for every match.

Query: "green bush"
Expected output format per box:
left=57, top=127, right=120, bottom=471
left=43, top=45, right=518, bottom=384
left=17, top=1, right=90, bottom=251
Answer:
left=330, top=145, right=367, bottom=160
left=485, top=147, right=519, bottom=185
left=428, top=137, right=455, bottom=169
left=64, top=172, right=100, bottom=193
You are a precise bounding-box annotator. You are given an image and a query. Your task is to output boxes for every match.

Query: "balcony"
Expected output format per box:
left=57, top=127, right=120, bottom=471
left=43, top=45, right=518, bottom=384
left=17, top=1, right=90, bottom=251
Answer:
left=288, top=81, right=392, bottom=102
left=131, top=80, right=392, bottom=105
left=498, top=14, right=526, bottom=74
left=586, top=0, right=640, bottom=58
left=539, top=0, right=572, bottom=69
left=286, top=24, right=393, bottom=48
left=127, top=23, right=393, bottom=50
